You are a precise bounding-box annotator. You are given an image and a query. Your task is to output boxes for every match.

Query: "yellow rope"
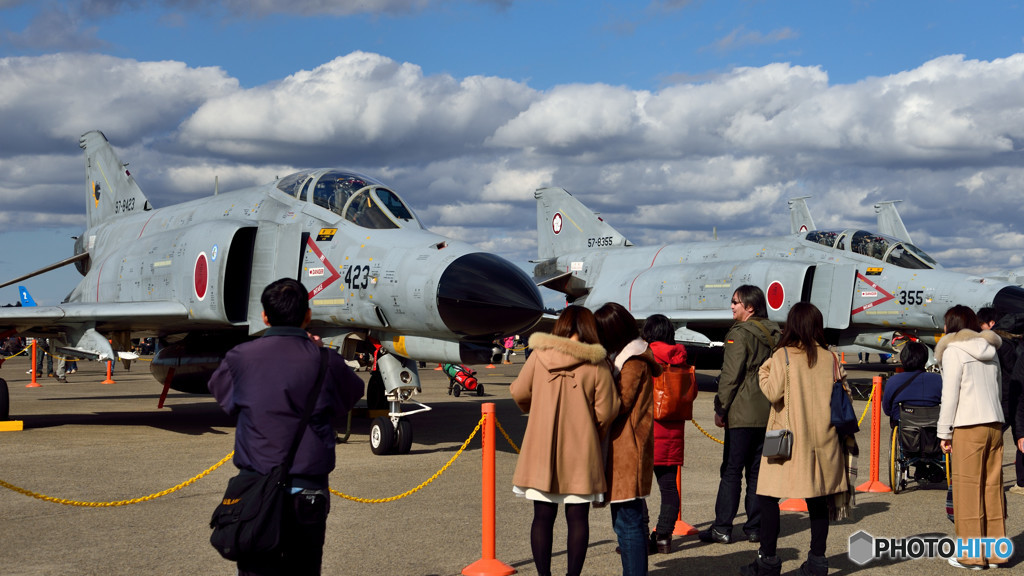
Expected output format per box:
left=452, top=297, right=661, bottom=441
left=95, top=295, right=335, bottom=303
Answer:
left=691, top=419, right=725, bottom=445
left=330, top=415, right=485, bottom=503
left=0, top=452, right=234, bottom=507
left=2, top=345, right=31, bottom=360
left=494, top=417, right=520, bottom=454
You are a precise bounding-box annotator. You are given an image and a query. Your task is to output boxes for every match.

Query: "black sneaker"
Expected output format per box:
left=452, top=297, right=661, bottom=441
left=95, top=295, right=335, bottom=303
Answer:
left=698, top=527, right=732, bottom=544
left=740, top=550, right=781, bottom=576
left=746, top=530, right=761, bottom=543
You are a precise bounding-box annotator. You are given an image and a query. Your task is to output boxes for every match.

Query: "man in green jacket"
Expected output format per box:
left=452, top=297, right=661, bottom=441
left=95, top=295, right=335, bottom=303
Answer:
left=699, top=285, right=781, bottom=545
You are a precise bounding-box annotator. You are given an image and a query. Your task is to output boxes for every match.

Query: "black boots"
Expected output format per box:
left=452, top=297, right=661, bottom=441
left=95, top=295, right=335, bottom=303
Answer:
left=739, top=550, right=782, bottom=576
left=652, top=531, right=672, bottom=554
left=799, top=553, right=828, bottom=575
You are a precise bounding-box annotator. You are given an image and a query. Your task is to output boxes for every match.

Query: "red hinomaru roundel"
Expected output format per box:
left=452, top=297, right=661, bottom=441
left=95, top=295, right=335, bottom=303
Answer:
left=767, top=281, right=785, bottom=311
left=194, top=252, right=209, bottom=301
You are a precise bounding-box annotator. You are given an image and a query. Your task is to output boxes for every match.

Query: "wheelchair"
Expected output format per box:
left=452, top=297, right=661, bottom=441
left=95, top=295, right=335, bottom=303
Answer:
left=888, top=403, right=949, bottom=493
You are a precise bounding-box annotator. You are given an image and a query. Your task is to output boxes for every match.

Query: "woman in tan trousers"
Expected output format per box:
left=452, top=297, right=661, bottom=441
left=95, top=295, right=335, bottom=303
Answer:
left=936, top=305, right=1007, bottom=569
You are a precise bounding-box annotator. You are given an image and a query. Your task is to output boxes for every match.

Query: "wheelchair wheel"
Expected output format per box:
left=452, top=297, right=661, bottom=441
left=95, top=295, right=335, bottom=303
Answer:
left=888, top=425, right=907, bottom=494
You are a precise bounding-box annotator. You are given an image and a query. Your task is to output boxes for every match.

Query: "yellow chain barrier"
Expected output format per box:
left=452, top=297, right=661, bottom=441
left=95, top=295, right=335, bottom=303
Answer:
left=0, top=452, right=234, bottom=507
left=494, top=417, right=520, bottom=454
left=691, top=419, right=725, bottom=444
left=330, top=414, right=485, bottom=503
left=2, top=345, right=31, bottom=360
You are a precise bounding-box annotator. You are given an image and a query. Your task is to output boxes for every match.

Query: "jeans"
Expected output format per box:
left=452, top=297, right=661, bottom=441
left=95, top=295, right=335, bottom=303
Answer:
left=611, top=499, right=648, bottom=576
left=713, top=426, right=764, bottom=535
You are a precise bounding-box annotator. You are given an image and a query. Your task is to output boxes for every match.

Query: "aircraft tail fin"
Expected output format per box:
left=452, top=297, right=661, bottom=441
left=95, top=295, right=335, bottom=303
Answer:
left=80, top=131, right=152, bottom=229
left=788, top=196, right=815, bottom=234
left=534, top=187, right=631, bottom=260
left=874, top=200, right=912, bottom=243
left=18, top=286, right=36, bottom=307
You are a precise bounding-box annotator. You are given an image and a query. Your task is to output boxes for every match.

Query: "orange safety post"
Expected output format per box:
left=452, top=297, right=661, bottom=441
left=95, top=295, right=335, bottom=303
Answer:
left=857, top=375, right=891, bottom=493
left=101, top=360, right=116, bottom=385
left=27, top=339, right=41, bottom=388
left=463, top=403, right=515, bottom=576
left=673, top=465, right=698, bottom=535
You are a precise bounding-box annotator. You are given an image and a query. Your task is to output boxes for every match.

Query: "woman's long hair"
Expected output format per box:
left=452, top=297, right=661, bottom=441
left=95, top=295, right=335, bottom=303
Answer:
left=595, top=302, right=638, bottom=355
left=944, top=304, right=982, bottom=334
left=552, top=305, right=601, bottom=344
left=776, top=302, right=829, bottom=367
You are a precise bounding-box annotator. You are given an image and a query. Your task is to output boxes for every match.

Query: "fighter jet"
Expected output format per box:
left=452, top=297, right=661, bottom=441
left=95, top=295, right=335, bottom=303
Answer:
left=0, top=131, right=543, bottom=454
left=532, top=187, right=1024, bottom=355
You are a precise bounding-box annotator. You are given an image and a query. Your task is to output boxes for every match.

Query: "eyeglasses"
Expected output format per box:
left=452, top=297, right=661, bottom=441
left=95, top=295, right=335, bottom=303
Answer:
left=730, top=299, right=740, bottom=305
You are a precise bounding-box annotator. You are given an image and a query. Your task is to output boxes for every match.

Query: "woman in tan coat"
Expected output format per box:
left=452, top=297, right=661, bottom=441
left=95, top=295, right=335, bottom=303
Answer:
left=511, top=305, right=620, bottom=576
left=596, top=302, right=661, bottom=576
left=743, top=302, right=850, bottom=576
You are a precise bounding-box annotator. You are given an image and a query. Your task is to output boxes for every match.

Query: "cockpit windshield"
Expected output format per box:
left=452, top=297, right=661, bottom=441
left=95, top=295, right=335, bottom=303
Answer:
left=804, top=229, right=938, bottom=270
left=276, top=170, right=422, bottom=230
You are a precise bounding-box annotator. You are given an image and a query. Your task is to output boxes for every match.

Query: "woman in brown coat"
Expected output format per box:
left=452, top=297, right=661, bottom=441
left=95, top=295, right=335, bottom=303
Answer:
left=596, top=302, right=661, bottom=576
left=743, top=302, right=850, bottom=576
left=511, top=305, right=619, bottom=576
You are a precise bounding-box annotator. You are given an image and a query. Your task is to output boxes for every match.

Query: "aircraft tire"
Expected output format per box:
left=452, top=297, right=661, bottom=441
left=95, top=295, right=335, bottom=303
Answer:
left=366, top=371, right=387, bottom=410
left=0, top=378, right=8, bottom=421
left=370, top=416, right=396, bottom=455
left=395, top=419, right=413, bottom=454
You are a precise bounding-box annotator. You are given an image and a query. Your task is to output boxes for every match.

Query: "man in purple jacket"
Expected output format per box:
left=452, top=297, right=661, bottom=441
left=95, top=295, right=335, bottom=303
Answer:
left=209, top=278, right=364, bottom=575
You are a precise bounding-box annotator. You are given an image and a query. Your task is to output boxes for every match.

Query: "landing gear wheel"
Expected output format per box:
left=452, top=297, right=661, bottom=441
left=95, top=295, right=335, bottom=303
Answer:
left=0, top=378, right=8, bottom=421
left=476, top=384, right=485, bottom=397
left=452, top=386, right=461, bottom=397
left=367, top=371, right=387, bottom=411
left=370, top=416, right=396, bottom=455
left=395, top=419, right=413, bottom=454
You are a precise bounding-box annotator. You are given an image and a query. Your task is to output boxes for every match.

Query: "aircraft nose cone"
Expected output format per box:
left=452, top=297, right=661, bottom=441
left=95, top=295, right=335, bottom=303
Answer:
left=994, top=285, right=1024, bottom=314
left=437, top=252, right=543, bottom=338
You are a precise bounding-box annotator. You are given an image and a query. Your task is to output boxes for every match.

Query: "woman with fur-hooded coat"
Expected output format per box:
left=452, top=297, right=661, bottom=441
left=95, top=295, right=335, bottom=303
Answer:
left=511, top=306, right=620, bottom=576
left=935, top=305, right=1007, bottom=569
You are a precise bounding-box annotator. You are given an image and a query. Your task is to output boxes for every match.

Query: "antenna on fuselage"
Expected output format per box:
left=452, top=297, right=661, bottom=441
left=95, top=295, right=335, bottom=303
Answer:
left=214, top=176, right=219, bottom=196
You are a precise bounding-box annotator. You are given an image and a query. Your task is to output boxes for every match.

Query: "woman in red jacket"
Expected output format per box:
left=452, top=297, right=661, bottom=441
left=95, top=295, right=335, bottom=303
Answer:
left=642, top=314, right=689, bottom=554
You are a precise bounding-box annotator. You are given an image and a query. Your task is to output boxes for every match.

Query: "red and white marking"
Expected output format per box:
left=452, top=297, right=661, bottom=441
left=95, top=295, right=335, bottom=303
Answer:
left=766, top=281, right=785, bottom=310
left=194, top=252, right=209, bottom=301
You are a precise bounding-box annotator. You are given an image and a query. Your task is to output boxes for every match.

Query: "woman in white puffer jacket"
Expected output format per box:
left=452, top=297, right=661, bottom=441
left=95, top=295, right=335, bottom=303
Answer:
left=935, top=304, right=1006, bottom=570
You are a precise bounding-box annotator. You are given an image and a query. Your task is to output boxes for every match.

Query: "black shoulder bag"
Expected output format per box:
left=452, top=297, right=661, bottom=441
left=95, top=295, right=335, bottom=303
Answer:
left=210, top=348, right=329, bottom=561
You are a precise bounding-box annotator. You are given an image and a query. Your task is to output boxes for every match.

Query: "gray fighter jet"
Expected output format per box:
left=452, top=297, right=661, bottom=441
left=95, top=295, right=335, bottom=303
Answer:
left=0, top=131, right=543, bottom=453
left=532, top=187, right=1024, bottom=356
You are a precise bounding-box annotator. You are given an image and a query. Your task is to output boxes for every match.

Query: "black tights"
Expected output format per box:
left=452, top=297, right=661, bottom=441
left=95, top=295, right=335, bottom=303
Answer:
left=758, top=495, right=829, bottom=557
left=531, top=501, right=591, bottom=576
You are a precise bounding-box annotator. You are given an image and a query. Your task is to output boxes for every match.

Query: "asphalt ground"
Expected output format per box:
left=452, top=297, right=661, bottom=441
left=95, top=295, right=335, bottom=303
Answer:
left=1, top=352, right=1022, bottom=576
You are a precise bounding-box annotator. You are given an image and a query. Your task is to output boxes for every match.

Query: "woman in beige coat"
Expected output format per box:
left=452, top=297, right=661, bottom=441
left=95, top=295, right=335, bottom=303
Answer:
left=743, top=302, right=849, bottom=576
left=511, top=305, right=619, bottom=576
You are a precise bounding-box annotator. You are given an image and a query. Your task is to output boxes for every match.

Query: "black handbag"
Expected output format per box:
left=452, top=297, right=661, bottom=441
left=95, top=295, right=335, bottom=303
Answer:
left=828, top=352, right=859, bottom=436
left=763, top=349, right=794, bottom=460
left=210, top=349, right=329, bottom=561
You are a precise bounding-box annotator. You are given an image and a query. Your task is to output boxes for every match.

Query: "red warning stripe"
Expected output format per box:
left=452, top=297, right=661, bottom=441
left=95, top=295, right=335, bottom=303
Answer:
left=851, top=272, right=895, bottom=315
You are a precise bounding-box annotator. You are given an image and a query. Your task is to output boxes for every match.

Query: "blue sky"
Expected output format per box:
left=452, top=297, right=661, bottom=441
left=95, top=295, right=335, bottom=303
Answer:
left=2, top=0, right=1024, bottom=306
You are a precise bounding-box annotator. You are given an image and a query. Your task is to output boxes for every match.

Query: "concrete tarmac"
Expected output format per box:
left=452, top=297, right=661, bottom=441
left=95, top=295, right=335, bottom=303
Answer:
left=0, top=353, right=1021, bottom=575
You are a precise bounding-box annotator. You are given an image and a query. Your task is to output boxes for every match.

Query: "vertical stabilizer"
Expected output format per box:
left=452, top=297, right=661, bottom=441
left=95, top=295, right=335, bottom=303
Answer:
left=874, top=200, right=912, bottom=243
left=18, top=286, right=36, bottom=307
left=80, top=131, right=151, bottom=229
left=788, top=196, right=815, bottom=234
left=534, top=187, right=630, bottom=260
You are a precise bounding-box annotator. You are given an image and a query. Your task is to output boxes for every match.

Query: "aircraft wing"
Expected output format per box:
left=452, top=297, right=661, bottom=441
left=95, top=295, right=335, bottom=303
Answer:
left=0, top=301, right=190, bottom=334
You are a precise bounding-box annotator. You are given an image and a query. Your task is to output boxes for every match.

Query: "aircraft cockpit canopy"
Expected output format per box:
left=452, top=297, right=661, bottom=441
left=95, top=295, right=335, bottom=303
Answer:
left=804, top=229, right=938, bottom=270
left=276, top=170, right=423, bottom=230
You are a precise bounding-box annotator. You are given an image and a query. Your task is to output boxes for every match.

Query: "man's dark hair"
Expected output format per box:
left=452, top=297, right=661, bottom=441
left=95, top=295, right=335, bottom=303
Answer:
left=261, top=278, right=309, bottom=327
left=977, top=307, right=1004, bottom=327
left=595, top=302, right=639, bottom=355
left=734, top=285, right=768, bottom=318
left=944, top=304, right=981, bottom=334
left=642, top=314, right=676, bottom=344
left=899, top=341, right=929, bottom=371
